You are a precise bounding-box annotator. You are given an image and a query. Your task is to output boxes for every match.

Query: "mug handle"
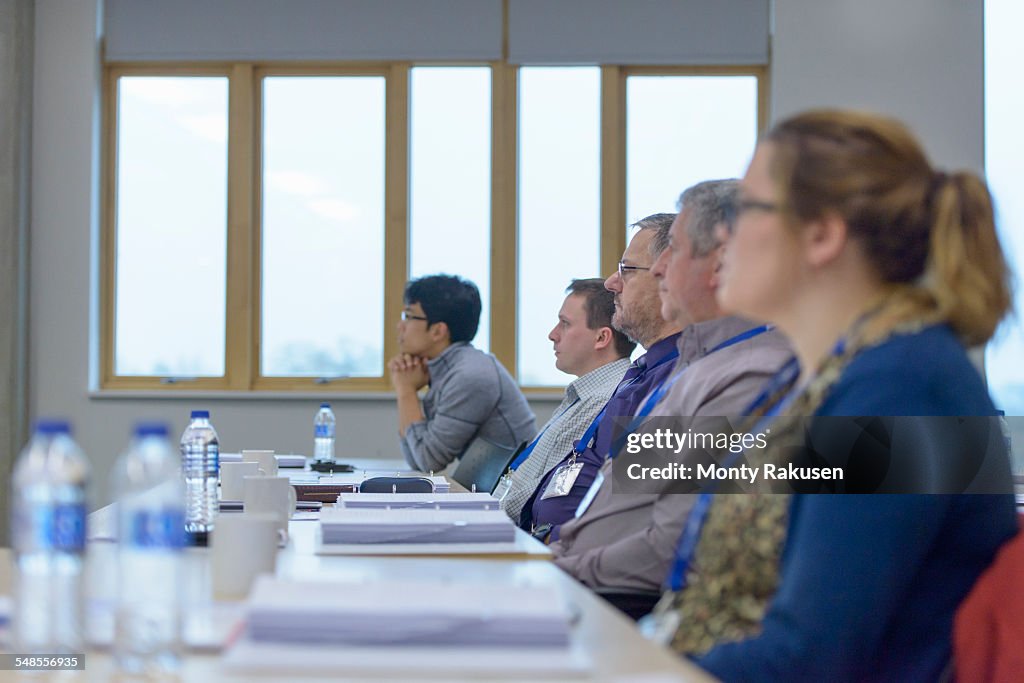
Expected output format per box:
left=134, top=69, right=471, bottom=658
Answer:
left=288, top=484, right=297, bottom=514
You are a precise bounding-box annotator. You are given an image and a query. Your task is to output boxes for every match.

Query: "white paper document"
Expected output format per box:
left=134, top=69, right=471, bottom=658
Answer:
left=221, top=638, right=591, bottom=678
left=245, top=577, right=570, bottom=646
left=336, top=492, right=500, bottom=510
left=220, top=452, right=306, bottom=468
left=319, top=507, right=515, bottom=545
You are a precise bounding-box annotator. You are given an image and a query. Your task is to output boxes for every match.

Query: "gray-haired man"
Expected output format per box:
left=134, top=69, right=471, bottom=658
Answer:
left=549, top=180, right=793, bottom=595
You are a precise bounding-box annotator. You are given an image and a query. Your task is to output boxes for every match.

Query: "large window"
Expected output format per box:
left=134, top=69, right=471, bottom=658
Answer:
left=985, top=0, right=1024, bottom=421
left=111, top=75, right=228, bottom=378
left=409, top=67, right=493, bottom=354
left=260, top=76, right=386, bottom=379
left=102, top=64, right=764, bottom=392
left=626, top=74, right=759, bottom=225
left=517, top=67, right=601, bottom=386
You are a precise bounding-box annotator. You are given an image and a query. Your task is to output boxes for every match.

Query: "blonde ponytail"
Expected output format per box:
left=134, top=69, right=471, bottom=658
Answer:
left=927, top=172, right=1012, bottom=345
left=767, top=110, right=1014, bottom=345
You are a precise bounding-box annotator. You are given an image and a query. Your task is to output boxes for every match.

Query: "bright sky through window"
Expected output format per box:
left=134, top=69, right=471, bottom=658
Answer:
left=260, top=76, right=386, bottom=378
left=410, top=67, right=492, bottom=354
left=114, top=76, right=228, bottom=377
left=984, top=0, right=1024, bottom=417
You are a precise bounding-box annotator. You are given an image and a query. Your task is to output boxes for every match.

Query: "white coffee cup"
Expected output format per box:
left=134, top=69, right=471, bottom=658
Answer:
left=220, top=461, right=263, bottom=501
left=243, top=475, right=297, bottom=536
left=211, top=512, right=280, bottom=599
left=241, top=449, right=278, bottom=477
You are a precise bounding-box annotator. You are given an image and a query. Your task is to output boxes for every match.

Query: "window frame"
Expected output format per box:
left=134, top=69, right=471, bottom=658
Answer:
left=99, top=61, right=766, bottom=393
left=251, top=64, right=397, bottom=392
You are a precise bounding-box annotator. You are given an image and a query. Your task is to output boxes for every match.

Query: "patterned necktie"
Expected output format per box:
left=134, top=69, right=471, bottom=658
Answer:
left=616, top=356, right=647, bottom=391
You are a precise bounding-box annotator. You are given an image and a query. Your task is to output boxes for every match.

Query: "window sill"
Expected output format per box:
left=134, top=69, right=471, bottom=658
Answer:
left=88, top=389, right=567, bottom=402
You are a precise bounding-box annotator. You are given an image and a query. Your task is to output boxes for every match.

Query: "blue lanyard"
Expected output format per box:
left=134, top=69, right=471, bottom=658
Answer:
left=666, top=491, right=714, bottom=591
left=571, top=407, right=606, bottom=457
left=743, top=356, right=800, bottom=418
left=664, top=326, right=803, bottom=592
left=510, top=398, right=580, bottom=470
left=573, top=347, right=680, bottom=458
left=744, top=330, right=847, bottom=419
left=642, top=324, right=771, bottom=419
left=611, top=325, right=772, bottom=459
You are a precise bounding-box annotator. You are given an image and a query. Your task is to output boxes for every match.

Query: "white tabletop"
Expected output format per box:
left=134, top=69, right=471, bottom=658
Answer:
left=0, top=473, right=716, bottom=682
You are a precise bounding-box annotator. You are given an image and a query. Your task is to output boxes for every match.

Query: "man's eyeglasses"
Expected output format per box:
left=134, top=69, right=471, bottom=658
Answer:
left=400, top=311, right=429, bottom=322
left=617, top=261, right=652, bottom=279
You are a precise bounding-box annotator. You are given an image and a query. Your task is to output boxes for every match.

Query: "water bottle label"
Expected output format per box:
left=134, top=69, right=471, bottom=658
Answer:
left=315, top=425, right=333, bottom=438
left=129, top=509, right=186, bottom=548
left=32, top=503, right=86, bottom=552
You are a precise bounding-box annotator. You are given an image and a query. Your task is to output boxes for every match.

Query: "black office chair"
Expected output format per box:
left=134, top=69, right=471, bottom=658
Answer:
left=451, top=438, right=526, bottom=494
left=358, top=476, right=434, bottom=494
left=595, top=588, right=663, bottom=621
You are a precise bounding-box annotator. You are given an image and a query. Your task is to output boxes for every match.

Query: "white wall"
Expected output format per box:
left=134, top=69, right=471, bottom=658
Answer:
left=31, top=0, right=985, bottom=507
left=772, top=0, right=984, bottom=173
left=771, top=0, right=988, bottom=376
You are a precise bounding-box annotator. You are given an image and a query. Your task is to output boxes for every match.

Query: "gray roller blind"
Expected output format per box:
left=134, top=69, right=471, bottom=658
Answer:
left=103, top=0, right=503, bottom=62
left=508, top=0, right=770, bottom=65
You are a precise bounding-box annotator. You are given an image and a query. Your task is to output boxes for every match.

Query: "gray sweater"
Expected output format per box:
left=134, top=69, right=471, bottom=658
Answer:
left=400, top=342, right=536, bottom=473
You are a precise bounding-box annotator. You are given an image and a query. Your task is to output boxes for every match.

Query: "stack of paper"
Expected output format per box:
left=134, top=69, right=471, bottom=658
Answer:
left=337, top=492, right=500, bottom=510
left=319, top=507, right=515, bottom=544
left=221, top=452, right=306, bottom=468
left=244, top=577, right=571, bottom=648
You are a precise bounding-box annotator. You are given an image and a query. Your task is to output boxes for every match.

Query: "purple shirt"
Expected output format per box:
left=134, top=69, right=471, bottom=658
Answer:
left=521, top=333, right=683, bottom=538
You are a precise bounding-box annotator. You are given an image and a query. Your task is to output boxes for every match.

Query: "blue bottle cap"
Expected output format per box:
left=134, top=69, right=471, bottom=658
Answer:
left=320, top=403, right=331, bottom=409
left=190, top=410, right=210, bottom=419
left=34, top=419, right=72, bottom=436
left=134, top=422, right=169, bottom=438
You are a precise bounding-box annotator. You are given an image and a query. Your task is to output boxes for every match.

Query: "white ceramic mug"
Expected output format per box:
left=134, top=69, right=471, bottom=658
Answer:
left=220, top=461, right=263, bottom=501
left=241, top=449, right=278, bottom=477
left=211, top=512, right=280, bottom=599
left=242, top=475, right=297, bottom=537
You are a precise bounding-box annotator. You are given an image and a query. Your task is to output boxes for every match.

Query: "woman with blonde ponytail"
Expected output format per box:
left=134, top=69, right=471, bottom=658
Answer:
left=686, top=110, right=1017, bottom=681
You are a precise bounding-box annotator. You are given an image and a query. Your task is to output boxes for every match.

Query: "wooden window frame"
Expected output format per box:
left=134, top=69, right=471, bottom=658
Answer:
left=101, top=63, right=235, bottom=391
left=250, top=64, right=396, bottom=392
left=100, top=61, right=766, bottom=393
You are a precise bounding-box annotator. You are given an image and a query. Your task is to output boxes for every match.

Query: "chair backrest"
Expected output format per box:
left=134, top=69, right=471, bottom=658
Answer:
left=451, top=438, right=526, bottom=494
left=358, top=476, right=434, bottom=494
left=953, top=513, right=1024, bottom=683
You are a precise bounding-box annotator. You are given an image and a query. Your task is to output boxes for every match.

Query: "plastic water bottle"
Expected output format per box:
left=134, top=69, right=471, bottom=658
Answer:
left=314, top=403, right=336, bottom=463
left=10, top=420, right=89, bottom=654
left=113, top=422, right=185, bottom=674
left=179, top=410, right=219, bottom=543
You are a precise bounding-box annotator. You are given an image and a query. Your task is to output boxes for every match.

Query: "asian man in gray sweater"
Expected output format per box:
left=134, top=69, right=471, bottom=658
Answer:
left=390, top=274, right=535, bottom=473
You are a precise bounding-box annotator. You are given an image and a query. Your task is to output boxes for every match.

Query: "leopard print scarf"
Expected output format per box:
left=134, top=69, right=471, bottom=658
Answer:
left=653, top=290, right=941, bottom=655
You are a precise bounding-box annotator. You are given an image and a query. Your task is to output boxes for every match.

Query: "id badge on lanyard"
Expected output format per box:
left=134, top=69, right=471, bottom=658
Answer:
left=639, top=598, right=682, bottom=645
left=492, top=470, right=514, bottom=501
left=540, top=460, right=584, bottom=500
left=548, top=406, right=604, bottom=502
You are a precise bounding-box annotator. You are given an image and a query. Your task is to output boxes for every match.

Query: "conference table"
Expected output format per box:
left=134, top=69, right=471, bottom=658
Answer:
left=0, top=459, right=715, bottom=682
